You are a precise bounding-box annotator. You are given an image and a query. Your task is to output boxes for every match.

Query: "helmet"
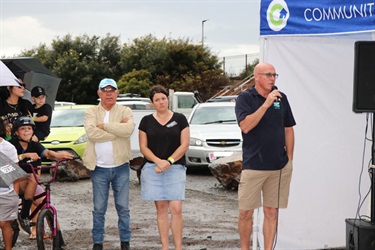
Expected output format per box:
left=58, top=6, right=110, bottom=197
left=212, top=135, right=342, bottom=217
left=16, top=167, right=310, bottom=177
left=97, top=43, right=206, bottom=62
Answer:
left=12, top=116, right=35, bottom=135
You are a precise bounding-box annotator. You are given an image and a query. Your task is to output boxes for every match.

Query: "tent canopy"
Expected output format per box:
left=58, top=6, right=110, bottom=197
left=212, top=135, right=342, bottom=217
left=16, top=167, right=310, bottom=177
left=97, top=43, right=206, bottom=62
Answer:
left=257, top=0, right=375, bottom=249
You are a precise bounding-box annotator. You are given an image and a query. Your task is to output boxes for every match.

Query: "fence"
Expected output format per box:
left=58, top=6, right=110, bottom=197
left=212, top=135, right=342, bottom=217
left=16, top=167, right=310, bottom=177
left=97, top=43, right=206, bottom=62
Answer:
left=221, top=53, right=259, bottom=77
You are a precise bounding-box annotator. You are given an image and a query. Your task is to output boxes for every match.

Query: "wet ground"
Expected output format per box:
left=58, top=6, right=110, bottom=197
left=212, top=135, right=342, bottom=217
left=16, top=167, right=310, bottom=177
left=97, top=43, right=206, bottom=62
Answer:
left=10, top=167, right=240, bottom=250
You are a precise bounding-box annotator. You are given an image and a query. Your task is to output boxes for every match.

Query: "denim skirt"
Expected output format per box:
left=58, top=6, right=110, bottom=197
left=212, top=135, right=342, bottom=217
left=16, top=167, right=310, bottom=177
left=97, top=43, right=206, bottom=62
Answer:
left=141, top=162, right=186, bottom=201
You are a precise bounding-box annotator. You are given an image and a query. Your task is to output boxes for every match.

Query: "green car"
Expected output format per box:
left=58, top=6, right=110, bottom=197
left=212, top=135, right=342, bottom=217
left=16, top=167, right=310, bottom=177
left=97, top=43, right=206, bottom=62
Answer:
left=41, top=105, right=95, bottom=162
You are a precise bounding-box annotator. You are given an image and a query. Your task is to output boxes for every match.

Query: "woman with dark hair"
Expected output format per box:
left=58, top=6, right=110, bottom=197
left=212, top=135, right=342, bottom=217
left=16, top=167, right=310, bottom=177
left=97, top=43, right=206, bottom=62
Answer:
left=0, top=81, right=33, bottom=140
left=138, top=85, right=190, bottom=250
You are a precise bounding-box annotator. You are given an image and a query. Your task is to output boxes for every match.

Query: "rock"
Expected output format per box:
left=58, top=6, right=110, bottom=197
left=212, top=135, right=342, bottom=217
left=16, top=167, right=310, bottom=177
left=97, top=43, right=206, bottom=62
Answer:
left=208, top=152, right=242, bottom=190
left=55, top=159, right=91, bottom=182
left=55, top=156, right=145, bottom=183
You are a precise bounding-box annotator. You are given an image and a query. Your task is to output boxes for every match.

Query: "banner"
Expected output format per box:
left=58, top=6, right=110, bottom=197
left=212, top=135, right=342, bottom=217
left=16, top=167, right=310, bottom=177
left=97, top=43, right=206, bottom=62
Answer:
left=260, top=0, right=375, bottom=36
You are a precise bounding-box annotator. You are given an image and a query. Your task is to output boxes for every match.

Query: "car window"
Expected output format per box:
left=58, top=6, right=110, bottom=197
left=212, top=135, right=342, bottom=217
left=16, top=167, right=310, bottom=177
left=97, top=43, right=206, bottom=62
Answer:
left=122, top=104, right=146, bottom=110
left=118, top=102, right=155, bottom=110
left=178, top=95, right=197, bottom=109
left=190, top=106, right=237, bottom=124
left=51, top=109, right=85, bottom=127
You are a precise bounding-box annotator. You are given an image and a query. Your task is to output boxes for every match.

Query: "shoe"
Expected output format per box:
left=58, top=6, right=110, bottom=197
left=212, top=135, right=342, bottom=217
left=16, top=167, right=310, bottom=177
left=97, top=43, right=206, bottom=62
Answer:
left=93, top=243, right=103, bottom=250
left=121, top=241, right=130, bottom=250
left=58, top=230, right=65, bottom=247
left=17, top=214, right=31, bottom=235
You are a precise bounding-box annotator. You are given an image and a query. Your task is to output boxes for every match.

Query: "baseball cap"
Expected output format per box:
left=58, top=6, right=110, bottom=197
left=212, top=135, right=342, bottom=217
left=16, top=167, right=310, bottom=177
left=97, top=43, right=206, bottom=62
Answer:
left=31, top=86, right=46, bottom=97
left=98, top=78, right=118, bottom=90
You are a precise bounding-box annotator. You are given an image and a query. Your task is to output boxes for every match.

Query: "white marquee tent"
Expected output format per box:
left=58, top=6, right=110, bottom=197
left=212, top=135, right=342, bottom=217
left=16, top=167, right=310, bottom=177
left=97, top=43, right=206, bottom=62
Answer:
left=257, top=0, right=375, bottom=249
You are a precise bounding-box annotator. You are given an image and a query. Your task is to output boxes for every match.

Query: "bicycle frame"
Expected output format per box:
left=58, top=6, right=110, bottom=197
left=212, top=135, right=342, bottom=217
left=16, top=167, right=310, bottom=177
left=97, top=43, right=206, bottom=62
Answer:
left=26, top=159, right=66, bottom=238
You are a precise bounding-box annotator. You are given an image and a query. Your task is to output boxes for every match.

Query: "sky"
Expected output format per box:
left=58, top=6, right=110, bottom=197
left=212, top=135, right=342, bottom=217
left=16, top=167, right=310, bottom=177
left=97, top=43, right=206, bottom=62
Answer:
left=0, top=0, right=261, bottom=75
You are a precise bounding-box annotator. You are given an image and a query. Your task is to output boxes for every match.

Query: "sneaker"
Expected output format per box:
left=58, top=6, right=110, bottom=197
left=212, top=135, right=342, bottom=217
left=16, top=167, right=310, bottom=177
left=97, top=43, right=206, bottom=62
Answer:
left=58, top=230, right=65, bottom=247
left=93, top=243, right=103, bottom=250
left=121, top=241, right=130, bottom=250
left=17, top=214, right=31, bottom=235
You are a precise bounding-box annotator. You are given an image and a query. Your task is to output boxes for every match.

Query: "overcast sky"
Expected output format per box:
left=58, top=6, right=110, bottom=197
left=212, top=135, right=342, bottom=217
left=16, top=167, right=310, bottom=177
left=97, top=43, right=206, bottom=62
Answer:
left=1, top=0, right=261, bottom=74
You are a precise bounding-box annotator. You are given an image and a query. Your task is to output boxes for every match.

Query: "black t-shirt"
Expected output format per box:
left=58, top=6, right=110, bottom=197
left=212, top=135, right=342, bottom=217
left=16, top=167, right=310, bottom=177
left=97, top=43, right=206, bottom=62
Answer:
left=138, top=112, right=189, bottom=165
left=0, top=98, right=33, bottom=140
left=9, top=138, right=46, bottom=173
left=32, top=103, right=52, bottom=140
left=235, top=87, right=296, bottom=170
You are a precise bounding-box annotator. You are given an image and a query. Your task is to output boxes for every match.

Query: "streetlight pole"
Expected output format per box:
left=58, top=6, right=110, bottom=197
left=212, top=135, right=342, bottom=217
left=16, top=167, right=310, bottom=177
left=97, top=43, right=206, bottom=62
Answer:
left=202, top=19, right=209, bottom=47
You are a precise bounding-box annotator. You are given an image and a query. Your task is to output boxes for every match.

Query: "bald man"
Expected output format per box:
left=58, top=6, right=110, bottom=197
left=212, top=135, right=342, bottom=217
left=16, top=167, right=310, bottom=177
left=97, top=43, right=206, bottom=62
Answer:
left=235, top=63, right=296, bottom=250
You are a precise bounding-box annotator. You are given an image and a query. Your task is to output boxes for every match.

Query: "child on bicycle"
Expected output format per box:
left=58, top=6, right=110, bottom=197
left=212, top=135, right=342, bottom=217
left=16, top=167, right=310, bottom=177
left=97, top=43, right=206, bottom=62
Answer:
left=9, top=116, right=74, bottom=235
left=0, top=118, right=21, bottom=250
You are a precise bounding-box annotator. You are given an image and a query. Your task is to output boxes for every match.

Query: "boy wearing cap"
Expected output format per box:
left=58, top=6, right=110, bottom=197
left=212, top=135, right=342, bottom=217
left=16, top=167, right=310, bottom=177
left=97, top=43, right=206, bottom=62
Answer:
left=30, top=86, right=52, bottom=142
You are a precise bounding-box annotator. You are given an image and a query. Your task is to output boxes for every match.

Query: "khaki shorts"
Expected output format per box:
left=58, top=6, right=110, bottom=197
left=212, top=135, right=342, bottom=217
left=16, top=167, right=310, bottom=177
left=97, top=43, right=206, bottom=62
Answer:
left=238, top=161, right=293, bottom=210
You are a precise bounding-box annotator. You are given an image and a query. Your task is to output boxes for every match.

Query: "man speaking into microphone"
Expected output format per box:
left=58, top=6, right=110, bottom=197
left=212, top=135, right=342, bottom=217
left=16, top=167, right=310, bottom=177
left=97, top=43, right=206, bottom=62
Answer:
left=235, top=62, right=296, bottom=250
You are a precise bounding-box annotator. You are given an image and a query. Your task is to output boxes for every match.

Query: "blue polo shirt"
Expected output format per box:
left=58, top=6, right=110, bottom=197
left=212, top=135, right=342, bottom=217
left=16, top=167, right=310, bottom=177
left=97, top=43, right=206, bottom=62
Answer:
left=235, top=87, right=296, bottom=170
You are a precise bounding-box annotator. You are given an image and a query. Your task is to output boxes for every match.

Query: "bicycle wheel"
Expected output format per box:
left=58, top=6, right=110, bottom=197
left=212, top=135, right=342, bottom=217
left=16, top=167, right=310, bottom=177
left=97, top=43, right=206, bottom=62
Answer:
left=36, top=209, right=59, bottom=250
left=11, top=219, right=19, bottom=247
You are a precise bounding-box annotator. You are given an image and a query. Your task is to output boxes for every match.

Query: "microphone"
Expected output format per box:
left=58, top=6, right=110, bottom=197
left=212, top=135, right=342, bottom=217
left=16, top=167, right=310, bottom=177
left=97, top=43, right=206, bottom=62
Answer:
left=271, top=86, right=280, bottom=109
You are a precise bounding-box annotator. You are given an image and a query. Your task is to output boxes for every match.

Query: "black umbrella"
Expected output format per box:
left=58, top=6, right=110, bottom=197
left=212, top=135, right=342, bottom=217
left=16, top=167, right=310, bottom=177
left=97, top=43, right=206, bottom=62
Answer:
left=1, top=58, right=61, bottom=109
left=0, top=151, right=28, bottom=188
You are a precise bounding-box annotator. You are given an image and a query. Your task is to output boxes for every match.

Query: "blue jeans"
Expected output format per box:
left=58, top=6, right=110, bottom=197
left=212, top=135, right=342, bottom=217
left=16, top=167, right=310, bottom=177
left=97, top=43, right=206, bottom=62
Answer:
left=91, top=163, right=131, bottom=244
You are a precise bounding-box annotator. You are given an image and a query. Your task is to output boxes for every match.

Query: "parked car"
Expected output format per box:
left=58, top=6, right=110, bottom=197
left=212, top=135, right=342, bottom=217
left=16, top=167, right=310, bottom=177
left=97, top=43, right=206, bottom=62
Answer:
left=185, top=102, right=242, bottom=167
left=117, top=93, right=151, bottom=103
left=206, top=95, right=237, bottom=102
left=54, top=101, right=76, bottom=106
left=41, top=105, right=95, bottom=162
left=117, top=101, right=154, bottom=110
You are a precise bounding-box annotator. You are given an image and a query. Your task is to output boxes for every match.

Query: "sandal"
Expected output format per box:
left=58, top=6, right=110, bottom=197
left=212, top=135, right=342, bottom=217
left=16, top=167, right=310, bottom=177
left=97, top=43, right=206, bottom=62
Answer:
left=29, top=232, right=36, bottom=240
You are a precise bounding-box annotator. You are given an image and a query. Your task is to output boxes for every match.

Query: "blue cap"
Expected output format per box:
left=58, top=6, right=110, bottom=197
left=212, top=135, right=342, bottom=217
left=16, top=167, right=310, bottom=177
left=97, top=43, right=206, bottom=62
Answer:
left=98, top=78, right=118, bottom=90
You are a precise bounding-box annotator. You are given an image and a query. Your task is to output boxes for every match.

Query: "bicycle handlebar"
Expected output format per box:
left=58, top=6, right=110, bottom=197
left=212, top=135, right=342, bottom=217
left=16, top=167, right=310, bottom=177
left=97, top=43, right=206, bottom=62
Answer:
left=24, top=158, right=72, bottom=185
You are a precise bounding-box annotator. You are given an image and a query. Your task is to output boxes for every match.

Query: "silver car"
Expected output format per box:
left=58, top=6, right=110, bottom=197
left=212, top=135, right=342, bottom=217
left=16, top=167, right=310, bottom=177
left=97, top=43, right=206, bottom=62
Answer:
left=185, top=102, right=242, bottom=167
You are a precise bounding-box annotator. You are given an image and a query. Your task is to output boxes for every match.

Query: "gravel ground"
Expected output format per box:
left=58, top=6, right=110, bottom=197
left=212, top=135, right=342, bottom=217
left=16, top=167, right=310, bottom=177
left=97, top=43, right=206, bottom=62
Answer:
left=8, top=167, right=240, bottom=250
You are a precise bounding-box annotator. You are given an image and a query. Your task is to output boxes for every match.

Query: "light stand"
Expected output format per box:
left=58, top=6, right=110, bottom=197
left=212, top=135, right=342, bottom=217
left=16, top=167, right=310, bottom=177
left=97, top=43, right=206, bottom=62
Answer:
left=345, top=113, right=375, bottom=249
left=371, top=113, right=375, bottom=223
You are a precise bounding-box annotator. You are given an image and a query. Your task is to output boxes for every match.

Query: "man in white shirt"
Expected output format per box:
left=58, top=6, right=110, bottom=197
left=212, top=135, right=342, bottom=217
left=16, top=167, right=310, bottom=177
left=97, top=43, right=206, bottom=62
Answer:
left=83, top=78, right=135, bottom=250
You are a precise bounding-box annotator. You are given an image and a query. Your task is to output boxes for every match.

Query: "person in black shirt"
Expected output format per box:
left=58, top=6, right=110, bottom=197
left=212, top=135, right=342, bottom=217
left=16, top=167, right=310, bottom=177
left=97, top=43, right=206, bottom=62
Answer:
left=30, top=86, right=52, bottom=141
left=10, top=116, right=73, bottom=235
left=0, top=80, right=33, bottom=140
left=235, top=62, right=296, bottom=250
left=138, top=85, right=190, bottom=250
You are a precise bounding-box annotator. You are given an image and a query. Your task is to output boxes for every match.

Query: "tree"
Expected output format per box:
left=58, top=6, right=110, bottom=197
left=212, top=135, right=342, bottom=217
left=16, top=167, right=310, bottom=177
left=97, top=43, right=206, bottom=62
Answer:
left=18, top=34, right=123, bottom=104
left=18, top=33, right=229, bottom=103
left=119, top=34, right=229, bottom=101
left=117, top=69, right=153, bottom=97
left=238, top=58, right=259, bottom=79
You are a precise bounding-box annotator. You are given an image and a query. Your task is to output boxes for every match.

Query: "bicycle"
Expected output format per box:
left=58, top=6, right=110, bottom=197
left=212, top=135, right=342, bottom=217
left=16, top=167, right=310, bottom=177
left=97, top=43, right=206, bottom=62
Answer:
left=12, top=159, right=68, bottom=250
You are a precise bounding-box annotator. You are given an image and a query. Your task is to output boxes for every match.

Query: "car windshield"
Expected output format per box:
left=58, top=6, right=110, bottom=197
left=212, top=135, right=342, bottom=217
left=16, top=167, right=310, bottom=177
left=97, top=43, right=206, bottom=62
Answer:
left=50, top=109, right=86, bottom=127
left=190, top=106, right=237, bottom=125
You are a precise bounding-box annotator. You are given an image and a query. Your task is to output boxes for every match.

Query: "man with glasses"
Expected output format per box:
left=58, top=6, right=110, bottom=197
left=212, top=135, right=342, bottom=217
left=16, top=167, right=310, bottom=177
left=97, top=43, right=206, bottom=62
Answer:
left=83, top=78, right=135, bottom=250
left=235, top=63, right=296, bottom=250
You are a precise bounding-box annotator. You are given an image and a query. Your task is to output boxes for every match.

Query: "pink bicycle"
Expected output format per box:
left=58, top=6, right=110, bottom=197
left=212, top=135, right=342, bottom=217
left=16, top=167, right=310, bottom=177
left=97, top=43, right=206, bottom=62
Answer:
left=12, top=159, right=68, bottom=250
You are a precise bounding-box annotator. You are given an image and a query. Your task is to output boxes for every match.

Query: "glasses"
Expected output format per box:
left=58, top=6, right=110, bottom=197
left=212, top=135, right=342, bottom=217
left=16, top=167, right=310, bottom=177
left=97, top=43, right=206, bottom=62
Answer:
left=100, top=87, right=117, bottom=93
left=17, top=83, right=26, bottom=89
left=258, top=73, right=279, bottom=79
